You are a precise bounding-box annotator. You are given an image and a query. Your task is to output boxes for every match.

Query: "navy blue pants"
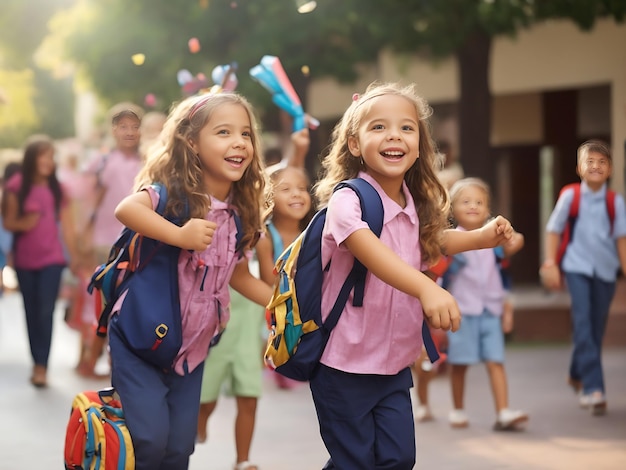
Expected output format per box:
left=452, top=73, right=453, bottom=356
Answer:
left=15, top=265, right=64, bottom=367
left=565, top=272, right=615, bottom=394
left=109, top=322, right=204, bottom=470
left=310, top=365, right=415, bottom=470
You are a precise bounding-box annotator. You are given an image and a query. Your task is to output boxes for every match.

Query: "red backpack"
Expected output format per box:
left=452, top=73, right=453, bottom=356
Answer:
left=64, top=388, right=134, bottom=470
left=555, top=183, right=616, bottom=266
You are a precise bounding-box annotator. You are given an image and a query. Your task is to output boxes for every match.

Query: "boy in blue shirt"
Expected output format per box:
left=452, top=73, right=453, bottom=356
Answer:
left=541, top=139, right=626, bottom=415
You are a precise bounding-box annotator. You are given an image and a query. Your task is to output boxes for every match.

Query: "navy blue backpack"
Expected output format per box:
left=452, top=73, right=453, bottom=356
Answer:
left=264, top=178, right=439, bottom=381
left=88, top=183, right=186, bottom=370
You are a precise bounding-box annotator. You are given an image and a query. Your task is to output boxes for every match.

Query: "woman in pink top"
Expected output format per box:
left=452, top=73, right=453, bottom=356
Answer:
left=3, top=135, right=78, bottom=388
left=311, top=83, right=515, bottom=469
left=110, top=92, right=272, bottom=470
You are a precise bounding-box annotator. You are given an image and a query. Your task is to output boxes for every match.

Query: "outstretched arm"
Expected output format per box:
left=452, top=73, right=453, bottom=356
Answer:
left=442, top=215, right=513, bottom=255
left=285, top=128, right=310, bottom=168
left=344, top=228, right=461, bottom=331
left=503, top=231, right=524, bottom=258
left=230, top=258, right=273, bottom=306
left=115, top=190, right=216, bottom=251
left=255, top=236, right=277, bottom=286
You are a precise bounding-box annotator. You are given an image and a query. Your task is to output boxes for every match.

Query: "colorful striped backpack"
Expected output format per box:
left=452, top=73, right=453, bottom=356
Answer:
left=264, top=178, right=439, bottom=381
left=64, top=388, right=134, bottom=470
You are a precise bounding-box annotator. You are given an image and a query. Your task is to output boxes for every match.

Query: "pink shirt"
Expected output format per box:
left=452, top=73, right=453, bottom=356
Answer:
left=149, top=187, right=242, bottom=375
left=447, top=227, right=504, bottom=316
left=88, top=150, right=142, bottom=247
left=320, top=172, right=424, bottom=375
left=6, top=173, right=67, bottom=270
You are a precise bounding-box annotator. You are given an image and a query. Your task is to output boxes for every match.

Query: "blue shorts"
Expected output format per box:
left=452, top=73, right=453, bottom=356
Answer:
left=447, top=309, right=505, bottom=365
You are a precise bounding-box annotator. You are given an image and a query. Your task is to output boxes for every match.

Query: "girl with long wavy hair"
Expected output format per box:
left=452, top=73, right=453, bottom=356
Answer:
left=111, top=92, right=272, bottom=470
left=3, top=135, right=78, bottom=388
left=310, top=82, right=515, bottom=469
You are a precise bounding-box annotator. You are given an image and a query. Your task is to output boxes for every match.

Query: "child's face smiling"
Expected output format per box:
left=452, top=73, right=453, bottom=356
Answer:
left=578, top=150, right=611, bottom=191
left=348, top=94, right=420, bottom=189
left=192, top=102, right=253, bottom=200
left=452, top=185, right=490, bottom=231
left=271, top=167, right=311, bottom=223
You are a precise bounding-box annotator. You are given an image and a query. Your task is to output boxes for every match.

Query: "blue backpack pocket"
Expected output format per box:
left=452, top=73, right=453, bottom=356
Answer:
left=110, top=241, right=182, bottom=371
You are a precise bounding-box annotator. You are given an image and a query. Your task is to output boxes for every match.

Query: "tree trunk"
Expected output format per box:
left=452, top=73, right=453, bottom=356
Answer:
left=456, top=30, right=494, bottom=190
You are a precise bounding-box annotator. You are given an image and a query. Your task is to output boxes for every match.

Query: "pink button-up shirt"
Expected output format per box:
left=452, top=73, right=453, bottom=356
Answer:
left=319, top=172, right=424, bottom=375
left=137, top=187, right=241, bottom=375
left=446, top=227, right=504, bottom=317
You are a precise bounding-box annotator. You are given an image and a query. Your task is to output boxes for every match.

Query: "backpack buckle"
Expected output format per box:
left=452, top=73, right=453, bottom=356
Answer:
left=155, top=324, right=169, bottom=338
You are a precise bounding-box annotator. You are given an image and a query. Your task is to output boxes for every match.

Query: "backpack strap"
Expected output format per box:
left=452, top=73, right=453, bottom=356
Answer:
left=493, top=245, right=512, bottom=291
left=329, top=178, right=440, bottom=364
left=333, top=178, right=384, bottom=306
left=93, top=183, right=171, bottom=337
left=556, top=183, right=616, bottom=265
left=606, top=189, right=616, bottom=236
left=556, top=183, right=580, bottom=266
left=321, top=178, right=383, bottom=335
left=232, top=211, right=245, bottom=256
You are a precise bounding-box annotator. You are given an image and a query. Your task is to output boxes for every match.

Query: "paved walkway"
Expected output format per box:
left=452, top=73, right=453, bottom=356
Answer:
left=1, top=291, right=625, bottom=470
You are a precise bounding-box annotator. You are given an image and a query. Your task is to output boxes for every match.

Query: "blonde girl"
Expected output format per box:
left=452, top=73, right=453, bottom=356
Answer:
left=111, top=92, right=272, bottom=470
left=256, top=166, right=314, bottom=285
left=310, top=82, right=514, bottom=469
left=445, top=177, right=527, bottom=431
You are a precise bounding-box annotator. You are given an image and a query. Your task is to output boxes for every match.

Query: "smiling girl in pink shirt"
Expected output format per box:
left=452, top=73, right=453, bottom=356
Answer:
left=311, top=82, right=515, bottom=469
left=109, top=92, right=272, bottom=470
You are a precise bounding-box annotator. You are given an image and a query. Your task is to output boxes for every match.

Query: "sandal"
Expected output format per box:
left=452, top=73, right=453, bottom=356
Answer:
left=30, top=365, right=48, bottom=388
left=234, top=462, right=259, bottom=470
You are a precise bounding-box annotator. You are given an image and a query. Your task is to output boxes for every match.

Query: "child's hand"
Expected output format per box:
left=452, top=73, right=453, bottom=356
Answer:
left=539, top=261, right=561, bottom=290
left=420, top=281, right=461, bottom=332
left=291, top=128, right=310, bottom=153
left=179, top=218, right=217, bottom=251
left=480, top=215, right=513, bottom=247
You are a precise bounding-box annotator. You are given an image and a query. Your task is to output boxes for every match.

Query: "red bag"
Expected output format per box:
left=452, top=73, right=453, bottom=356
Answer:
left=64, top=388, right=134, bottom=470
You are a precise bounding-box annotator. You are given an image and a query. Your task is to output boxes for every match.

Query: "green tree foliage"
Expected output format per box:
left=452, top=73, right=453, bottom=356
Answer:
left=14, top=0, right=625, bottom=175
left=376, top=0, right=625, bottom=188
left=0, top=0, right=76, bottom=146
left=53, top=0, right=383, bottom=121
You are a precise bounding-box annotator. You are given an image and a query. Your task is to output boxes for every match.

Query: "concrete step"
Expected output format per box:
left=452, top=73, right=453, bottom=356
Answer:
left=510, top=278, right=626, bottom=346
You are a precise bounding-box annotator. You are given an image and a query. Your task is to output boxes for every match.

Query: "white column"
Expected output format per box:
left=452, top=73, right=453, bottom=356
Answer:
left=611, top=73, right=626, bottom=195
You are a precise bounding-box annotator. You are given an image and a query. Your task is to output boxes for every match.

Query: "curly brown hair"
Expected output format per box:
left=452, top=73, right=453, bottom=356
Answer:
left=134, top=92, right=266, bottom=250
left=313, top=82, right=449, bottom=265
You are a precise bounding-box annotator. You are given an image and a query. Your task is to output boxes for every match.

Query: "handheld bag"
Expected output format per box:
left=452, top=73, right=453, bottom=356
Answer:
left=64, top=387, right=134, bottom=470
left=264, top=178, right=384, bottom=381
left=88, top=183, right=184, bottom=371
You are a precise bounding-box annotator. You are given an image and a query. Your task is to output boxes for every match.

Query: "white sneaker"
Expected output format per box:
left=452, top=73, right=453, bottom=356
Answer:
left=589, top=391, right=607, bottom=416
left=494, top=408, right=529, bottom=431
left=579, top=393, right=593, bottom=409
left=448, top=409, right=469, bottom=428
left=415, top=405, right=433, bottom=422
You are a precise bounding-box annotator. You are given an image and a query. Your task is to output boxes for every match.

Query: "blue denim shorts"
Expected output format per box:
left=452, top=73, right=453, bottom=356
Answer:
left=447, top=309, right=505, bottom=364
